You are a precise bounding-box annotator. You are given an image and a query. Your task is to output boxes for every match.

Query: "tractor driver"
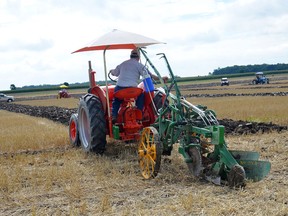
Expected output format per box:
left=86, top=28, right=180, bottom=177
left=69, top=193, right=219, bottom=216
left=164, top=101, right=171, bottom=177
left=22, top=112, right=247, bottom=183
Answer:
left=109, top=48, right=167, bottom=123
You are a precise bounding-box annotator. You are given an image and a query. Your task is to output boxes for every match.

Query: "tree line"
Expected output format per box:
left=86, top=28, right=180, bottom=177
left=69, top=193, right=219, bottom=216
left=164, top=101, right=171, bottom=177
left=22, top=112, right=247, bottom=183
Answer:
left=8, top=63, right=288, bottom=90
left=212, top=63, right=288, bottom=75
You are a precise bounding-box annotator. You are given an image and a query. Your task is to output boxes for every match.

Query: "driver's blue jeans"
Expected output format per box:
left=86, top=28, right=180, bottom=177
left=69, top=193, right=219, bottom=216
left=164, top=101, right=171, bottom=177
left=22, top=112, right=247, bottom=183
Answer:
left=112, top=85, right=144, bottom=118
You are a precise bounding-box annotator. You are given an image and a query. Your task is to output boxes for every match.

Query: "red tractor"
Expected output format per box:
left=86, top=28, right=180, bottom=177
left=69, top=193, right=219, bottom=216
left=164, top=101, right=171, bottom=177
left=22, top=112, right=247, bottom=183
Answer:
left=69, top=60, right=165, bottom=154
left=69, top=29, right=167, bottom=155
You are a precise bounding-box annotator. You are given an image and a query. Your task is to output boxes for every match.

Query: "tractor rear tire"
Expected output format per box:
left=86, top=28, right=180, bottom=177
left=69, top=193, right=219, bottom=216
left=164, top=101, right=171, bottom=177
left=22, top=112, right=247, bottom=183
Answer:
left=69, top=113, right=80, bottom=147
left=78, top=94, right=107, bottom=154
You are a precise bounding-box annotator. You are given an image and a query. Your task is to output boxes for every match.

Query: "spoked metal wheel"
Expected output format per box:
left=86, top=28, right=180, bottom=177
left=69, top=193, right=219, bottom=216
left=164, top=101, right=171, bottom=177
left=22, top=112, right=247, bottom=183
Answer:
left=186, top=147, right=202, bottom=177
left=138, top=127, right=162, bottom=179
left=69, top=113, right=80, bottom=147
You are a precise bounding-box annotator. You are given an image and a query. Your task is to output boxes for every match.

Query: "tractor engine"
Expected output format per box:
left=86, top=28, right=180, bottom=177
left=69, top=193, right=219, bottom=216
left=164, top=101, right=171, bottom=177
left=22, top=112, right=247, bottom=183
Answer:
left=117, top=106, right=142, bottom=140
left=112, top=87, right=145, bottom=141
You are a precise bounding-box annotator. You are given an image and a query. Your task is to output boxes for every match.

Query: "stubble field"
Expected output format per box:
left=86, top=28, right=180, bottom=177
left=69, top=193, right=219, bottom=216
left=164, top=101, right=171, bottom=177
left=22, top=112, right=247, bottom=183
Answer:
left=0, top=75, right=288, bottom=216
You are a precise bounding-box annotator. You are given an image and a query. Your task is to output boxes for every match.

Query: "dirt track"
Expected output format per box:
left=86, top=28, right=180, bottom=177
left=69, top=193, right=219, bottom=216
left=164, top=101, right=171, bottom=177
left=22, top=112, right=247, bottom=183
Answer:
left=0, top=103, right=287, bottom=135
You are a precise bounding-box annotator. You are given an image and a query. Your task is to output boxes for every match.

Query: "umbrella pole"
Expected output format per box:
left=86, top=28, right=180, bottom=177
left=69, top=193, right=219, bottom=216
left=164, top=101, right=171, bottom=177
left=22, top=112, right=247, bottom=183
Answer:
left=103, top=48, right=113, bottom=137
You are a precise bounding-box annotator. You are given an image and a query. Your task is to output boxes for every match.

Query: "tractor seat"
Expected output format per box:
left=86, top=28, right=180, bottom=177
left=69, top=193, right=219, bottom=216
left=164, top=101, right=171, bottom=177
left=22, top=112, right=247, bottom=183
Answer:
left=114, top=87, right=143, bottom=100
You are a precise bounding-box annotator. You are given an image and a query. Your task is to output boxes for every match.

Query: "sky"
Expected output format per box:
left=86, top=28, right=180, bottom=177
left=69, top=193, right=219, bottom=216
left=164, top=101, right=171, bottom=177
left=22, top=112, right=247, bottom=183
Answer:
left=0, top=0, right=288, bottom=90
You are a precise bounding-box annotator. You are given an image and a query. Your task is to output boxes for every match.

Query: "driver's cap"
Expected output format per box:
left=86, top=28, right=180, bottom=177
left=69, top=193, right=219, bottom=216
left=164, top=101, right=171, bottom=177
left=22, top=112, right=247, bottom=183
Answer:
left=130, top=49, right=140, bottom=58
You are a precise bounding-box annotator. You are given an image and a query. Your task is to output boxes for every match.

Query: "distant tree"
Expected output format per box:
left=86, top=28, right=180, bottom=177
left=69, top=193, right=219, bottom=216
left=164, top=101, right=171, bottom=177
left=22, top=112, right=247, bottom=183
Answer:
left=10, top=84, right=16, bottom=90
left=63, top=82, right=69, bottom=86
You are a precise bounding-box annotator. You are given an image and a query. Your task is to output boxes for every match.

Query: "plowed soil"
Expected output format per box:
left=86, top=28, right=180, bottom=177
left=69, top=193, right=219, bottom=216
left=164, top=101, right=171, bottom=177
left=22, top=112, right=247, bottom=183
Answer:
left=0, top=103, right=286, bottom=135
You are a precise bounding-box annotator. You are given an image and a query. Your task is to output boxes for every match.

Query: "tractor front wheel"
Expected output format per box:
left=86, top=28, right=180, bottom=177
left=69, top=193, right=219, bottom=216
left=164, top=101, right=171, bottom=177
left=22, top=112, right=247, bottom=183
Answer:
left=78, top=94, right=107, bottom=154
left=69, top=113, right=80, bottom=147
left=138, top=127, right=163, bottom=179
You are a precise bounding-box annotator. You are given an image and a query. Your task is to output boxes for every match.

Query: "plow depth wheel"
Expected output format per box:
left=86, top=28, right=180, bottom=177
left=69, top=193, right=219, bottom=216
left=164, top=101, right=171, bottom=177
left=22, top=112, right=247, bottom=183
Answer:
left=138, top=127, right=162, bottom=179
left=69, top=113, right=80, bottom=147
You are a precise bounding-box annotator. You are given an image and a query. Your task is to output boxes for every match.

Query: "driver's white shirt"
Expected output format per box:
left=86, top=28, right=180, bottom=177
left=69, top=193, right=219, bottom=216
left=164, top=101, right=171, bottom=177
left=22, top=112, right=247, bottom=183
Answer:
left=111, top=58, right=148, bottom=87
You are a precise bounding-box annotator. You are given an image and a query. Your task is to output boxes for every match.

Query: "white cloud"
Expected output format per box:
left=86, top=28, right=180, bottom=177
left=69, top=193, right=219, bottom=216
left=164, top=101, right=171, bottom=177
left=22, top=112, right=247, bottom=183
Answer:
left=0, top=0, right=287, bottom=90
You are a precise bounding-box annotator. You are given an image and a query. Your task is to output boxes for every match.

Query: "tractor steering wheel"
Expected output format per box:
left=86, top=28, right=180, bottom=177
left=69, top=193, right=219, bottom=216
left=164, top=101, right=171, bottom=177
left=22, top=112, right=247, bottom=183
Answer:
left=108, top=70, right=118, bottom=83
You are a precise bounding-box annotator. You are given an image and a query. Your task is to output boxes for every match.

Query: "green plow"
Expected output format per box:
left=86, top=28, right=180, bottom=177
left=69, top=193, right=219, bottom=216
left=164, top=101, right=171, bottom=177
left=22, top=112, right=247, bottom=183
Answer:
left=138, top=50, right=271, bottom=187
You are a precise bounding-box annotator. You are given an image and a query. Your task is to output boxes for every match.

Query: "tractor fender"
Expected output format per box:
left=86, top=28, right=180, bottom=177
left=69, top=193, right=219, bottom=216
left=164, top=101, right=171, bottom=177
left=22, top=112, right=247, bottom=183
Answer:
left=89, top=86, right=107, bottom=113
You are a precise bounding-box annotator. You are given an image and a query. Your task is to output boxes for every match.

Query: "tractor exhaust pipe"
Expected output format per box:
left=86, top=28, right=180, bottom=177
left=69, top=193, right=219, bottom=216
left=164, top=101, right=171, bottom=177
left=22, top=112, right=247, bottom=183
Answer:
left=88, top=61, right=96, bottom=88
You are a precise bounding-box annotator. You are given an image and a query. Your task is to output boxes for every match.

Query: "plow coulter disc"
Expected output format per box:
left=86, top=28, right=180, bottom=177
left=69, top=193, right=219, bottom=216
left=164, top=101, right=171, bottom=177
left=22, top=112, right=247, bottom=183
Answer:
left=138, top=127, right=163, bottom=179
left=186, top=147, right=202, bottom=177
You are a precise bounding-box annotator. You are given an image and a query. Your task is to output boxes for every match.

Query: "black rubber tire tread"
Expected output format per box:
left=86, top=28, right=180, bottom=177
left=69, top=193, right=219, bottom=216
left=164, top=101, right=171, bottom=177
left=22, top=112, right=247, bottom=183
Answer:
left=78, top=94, right=107, bottom=154
left=69, top=113, right=81, bottom=147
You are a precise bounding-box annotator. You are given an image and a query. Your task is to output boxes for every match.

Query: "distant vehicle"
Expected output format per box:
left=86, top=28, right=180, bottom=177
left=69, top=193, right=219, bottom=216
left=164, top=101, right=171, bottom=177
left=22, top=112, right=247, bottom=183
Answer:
left=0, top=93, right=14, bottom=102
left=252, top=72, right=269, bottom=84
left=221, top=77, right=229, bottom=86
left=57, top=89, right=71, bottom=99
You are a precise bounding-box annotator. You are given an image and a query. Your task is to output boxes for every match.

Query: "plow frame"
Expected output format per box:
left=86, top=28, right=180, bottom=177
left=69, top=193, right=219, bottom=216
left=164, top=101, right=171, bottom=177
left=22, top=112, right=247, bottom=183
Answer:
left=139, top=51, right=270, bottom=186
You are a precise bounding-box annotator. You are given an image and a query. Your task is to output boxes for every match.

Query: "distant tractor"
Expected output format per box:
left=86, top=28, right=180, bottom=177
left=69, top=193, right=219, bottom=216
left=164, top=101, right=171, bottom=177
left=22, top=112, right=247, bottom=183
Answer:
left=221, top=77, right=229, bottom=86
left=57, top=89, right=71, bottom=99
left=252, top=72, right=269, bottom=84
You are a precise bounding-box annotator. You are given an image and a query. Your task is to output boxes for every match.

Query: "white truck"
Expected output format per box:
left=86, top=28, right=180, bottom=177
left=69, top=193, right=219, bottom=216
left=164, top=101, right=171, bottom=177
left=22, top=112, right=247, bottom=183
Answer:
left=221, top=78, right=229, bottom=86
